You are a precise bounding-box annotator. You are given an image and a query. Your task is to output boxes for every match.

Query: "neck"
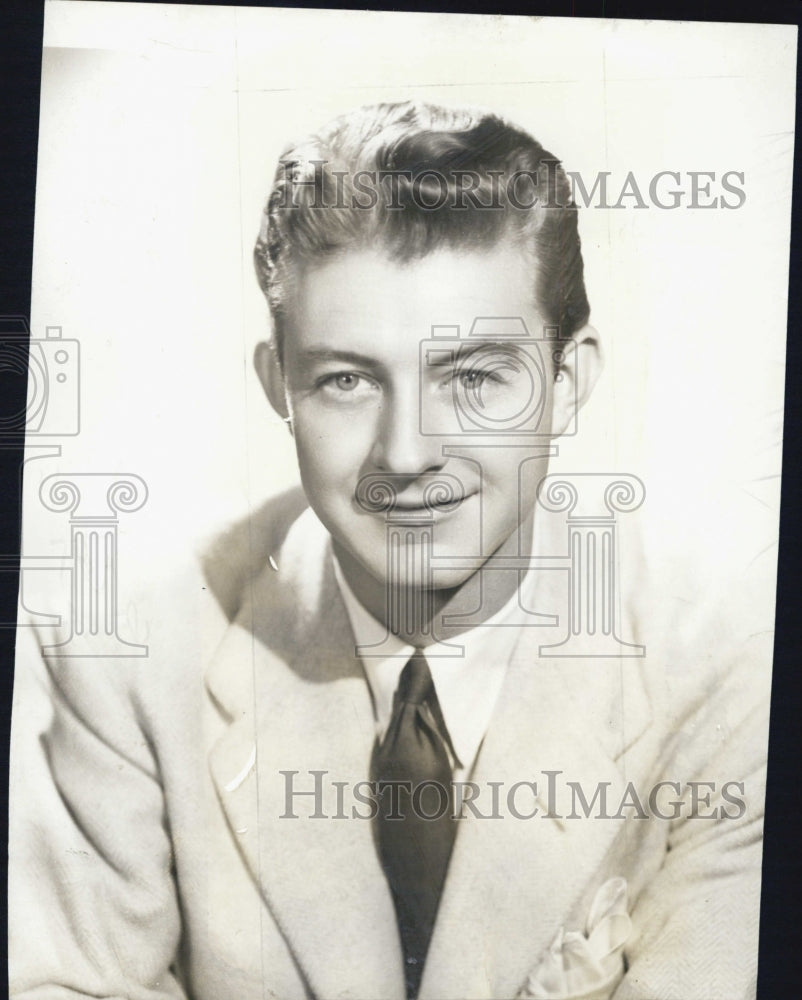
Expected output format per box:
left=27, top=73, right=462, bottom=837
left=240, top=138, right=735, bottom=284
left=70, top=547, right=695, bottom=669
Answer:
left=334, top=509, right=535, bottom=645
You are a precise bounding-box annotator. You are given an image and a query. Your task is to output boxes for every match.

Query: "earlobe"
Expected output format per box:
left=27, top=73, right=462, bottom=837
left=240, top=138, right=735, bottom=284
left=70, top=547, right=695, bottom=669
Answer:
left=254, top=340, right=291, bottom=424
left=550, top=324, right=603, bottom=437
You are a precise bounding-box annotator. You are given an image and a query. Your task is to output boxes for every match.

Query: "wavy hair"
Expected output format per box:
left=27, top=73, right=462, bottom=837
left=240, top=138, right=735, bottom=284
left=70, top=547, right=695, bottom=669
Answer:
left=254, top=102, right=590, bottom=362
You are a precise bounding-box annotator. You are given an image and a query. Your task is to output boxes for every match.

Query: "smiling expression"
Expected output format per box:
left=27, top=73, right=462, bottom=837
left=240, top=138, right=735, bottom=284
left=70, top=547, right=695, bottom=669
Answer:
left=269, top=244, right=571, bottom=618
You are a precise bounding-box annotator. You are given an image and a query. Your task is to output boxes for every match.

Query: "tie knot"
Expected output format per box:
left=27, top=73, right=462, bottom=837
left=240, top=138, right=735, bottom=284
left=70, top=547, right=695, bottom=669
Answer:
left=397, top=651, right=433, bottom=705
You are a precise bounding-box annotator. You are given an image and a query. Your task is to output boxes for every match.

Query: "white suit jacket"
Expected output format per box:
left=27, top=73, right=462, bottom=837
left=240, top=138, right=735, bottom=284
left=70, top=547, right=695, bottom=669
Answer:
left=10, top=488, right=770, bottom=999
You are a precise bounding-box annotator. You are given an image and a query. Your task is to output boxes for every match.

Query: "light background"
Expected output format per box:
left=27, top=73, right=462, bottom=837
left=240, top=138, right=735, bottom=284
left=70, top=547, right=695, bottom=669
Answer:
left=24, top=2, right=796, bottom=640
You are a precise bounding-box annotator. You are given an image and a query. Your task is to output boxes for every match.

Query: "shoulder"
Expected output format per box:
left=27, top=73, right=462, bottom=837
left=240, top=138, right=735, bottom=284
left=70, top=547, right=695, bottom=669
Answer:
left=630, top=546, right=774, bottom=781
left=17, top=487, right=315, bottom=722
left=200, top=485, right=310, bottom=623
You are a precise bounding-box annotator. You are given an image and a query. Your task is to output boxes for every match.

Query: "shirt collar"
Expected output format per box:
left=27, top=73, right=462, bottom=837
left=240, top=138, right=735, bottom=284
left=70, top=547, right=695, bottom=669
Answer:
left=332, top=552, right=533, bottom=773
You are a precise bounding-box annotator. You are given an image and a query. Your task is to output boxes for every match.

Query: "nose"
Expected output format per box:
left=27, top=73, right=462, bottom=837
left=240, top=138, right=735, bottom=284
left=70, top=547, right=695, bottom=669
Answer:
left=369, top=384, right=445, bottom=476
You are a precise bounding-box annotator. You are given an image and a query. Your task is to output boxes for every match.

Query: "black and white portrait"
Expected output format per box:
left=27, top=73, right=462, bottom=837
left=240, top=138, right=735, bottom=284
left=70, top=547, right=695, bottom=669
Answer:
left=8, top=4, right=796, bottom=999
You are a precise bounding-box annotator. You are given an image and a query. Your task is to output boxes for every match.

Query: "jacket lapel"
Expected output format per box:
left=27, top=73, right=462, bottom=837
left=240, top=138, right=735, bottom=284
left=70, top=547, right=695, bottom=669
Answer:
left=204, top=502, right=654, bottom=1000
left=419, top=630, right=653, bottom=999
left=206, top=509, right=405, bottom=1000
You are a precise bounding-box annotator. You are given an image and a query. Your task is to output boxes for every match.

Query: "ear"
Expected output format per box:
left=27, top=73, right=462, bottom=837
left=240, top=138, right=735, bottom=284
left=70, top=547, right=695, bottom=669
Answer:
left=254, top=340, right=291, bottom=424
left=550, top=324, right=603, bottom=438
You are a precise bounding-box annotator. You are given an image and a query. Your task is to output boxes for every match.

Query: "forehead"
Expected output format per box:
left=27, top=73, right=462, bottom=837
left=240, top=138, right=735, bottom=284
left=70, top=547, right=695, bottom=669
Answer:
left=285, top=245, right=545, bottom=359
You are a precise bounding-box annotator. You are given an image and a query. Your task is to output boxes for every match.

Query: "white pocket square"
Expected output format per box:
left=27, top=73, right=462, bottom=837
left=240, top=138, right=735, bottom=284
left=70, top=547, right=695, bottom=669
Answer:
left=517, top=877, right=632, bottom=1000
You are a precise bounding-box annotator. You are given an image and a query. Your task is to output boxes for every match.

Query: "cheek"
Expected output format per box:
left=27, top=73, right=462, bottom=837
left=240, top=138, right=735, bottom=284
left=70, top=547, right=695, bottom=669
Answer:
left=291, top=415, right=367, bottom=493
left=479, top=454, right=544, bottom=515
left=540, top=384, right=557, bottom=435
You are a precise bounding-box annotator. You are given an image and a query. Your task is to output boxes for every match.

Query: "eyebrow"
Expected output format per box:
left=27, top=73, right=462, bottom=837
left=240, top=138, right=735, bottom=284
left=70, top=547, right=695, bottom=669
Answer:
left=298, top=340, right=534, bottom=372
left=425, top=340, right=532, bottom=365
left=297, top=348, right=384, bottom=368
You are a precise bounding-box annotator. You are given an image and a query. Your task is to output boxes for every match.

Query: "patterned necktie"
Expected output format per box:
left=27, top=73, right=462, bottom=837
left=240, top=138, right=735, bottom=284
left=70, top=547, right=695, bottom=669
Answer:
left=371, top=651, right=458, bottom=1000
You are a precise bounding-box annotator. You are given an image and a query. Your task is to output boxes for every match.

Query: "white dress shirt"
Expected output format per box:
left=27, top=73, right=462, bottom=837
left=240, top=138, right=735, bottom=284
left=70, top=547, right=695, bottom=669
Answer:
left=332, top=554, right=535, bottom=783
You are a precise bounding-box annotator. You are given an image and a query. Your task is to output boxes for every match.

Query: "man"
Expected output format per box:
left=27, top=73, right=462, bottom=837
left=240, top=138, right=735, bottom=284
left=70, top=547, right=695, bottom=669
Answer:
left=10, top=102, right=769, bottom=999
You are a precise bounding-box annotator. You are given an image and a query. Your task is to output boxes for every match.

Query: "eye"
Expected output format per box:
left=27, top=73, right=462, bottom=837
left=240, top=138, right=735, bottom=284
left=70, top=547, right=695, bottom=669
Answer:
left=331, top=373, right=361, bottom=391
left=456, top=361, right=519, bottom=389
left=458, top=369, right=492, bottom=389
left=317, top=371, right=378, bottom=400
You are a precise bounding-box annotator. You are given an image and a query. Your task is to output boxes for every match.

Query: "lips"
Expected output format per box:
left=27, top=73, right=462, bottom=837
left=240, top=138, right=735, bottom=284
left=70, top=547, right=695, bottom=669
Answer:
left=394, top=500, right=460, bottom=511
left=390, top=492, right=475, bottom=515
left=353, top=474, right=475, bottom=518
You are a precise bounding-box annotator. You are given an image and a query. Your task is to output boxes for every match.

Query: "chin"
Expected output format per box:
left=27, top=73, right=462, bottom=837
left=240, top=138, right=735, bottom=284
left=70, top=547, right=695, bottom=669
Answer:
left=427, top=570, right=479, bottom=592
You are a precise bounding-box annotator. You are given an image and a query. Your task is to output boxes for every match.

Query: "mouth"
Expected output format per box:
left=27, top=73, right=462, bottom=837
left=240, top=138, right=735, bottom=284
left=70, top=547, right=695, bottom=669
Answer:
left=383, top=492, right=476, bottom=520
left=354, top=472, right=475, bottom=522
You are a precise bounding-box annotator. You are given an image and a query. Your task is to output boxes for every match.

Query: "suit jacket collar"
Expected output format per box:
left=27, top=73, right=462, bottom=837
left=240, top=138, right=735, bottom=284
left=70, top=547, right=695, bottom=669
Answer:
left=206, top=508, right=405, bottom=999
left=419, top=641, right=652, bottom=999
left=205, top=505, right=653, bottom=1000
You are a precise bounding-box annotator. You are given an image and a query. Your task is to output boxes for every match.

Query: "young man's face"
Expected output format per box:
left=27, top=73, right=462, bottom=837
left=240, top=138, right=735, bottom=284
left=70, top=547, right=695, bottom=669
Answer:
left=262, top=244, right=587, bottom=599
